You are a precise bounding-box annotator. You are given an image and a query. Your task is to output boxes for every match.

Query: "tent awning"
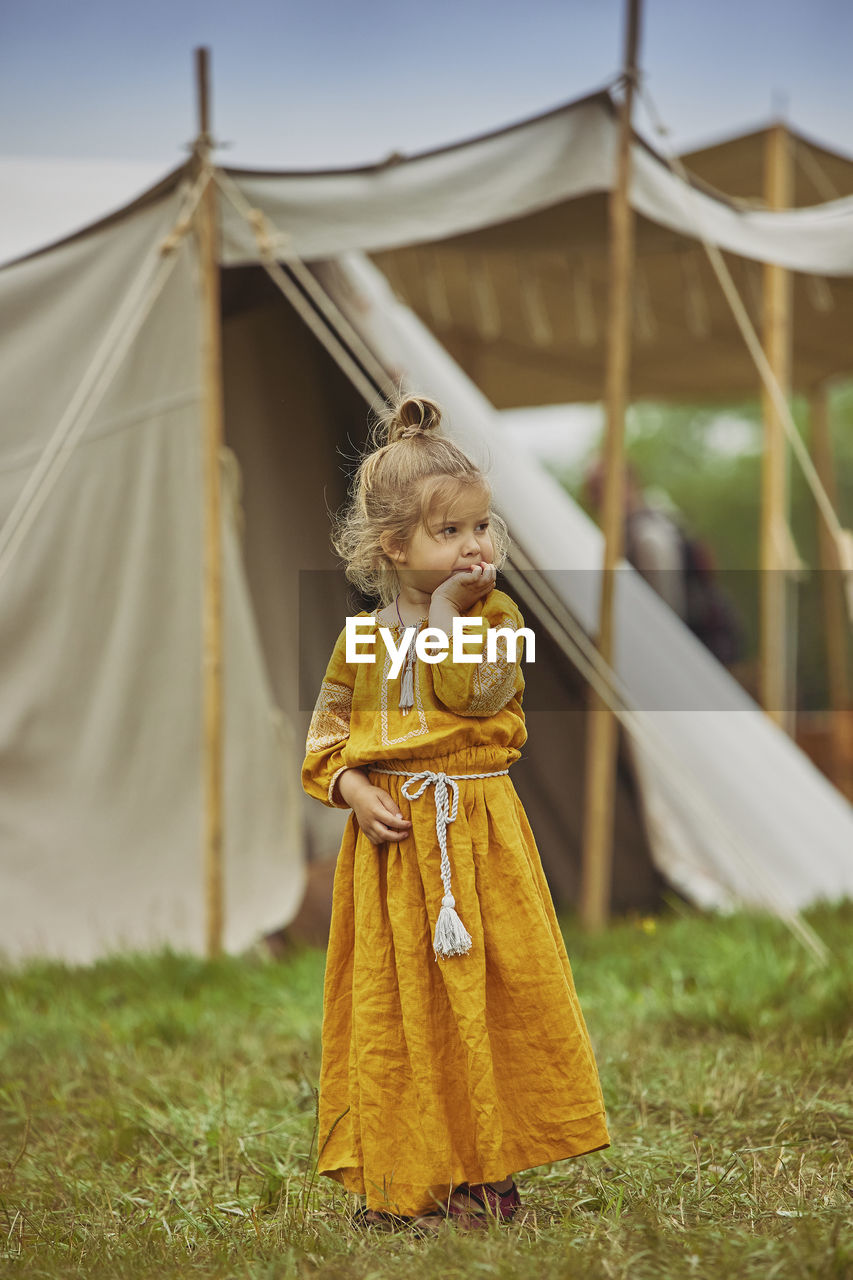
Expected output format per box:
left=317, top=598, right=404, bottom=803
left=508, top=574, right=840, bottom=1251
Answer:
left=220, top=92, right=853, bottom=275
left=215, top=93, right=853, bottom=403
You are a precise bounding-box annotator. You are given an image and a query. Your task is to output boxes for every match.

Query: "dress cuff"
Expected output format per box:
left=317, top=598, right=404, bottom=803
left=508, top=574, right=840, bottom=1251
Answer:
left=328, top=765, right=352, bottom=808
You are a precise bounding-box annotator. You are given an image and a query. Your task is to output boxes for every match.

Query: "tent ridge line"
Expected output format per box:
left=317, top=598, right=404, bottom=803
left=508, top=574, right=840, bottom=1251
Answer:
left=0, top=161, right=194, bottom=275
left=220, top=86, right=618, bottom=182
left=683, top=119, right=853, bottom=176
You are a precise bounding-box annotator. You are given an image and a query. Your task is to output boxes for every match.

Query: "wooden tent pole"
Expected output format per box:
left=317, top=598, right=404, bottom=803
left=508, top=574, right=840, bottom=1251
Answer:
left=809, top=383, right=852, bottom=795
left=579, top=0, right=642, bottom=931
left=194, top=47, right=225, bottom=958
left=759, top=123, right=793, bottom=729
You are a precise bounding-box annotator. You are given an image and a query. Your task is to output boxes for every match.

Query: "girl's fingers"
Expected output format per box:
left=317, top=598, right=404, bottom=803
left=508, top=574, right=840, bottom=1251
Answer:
left=367, top=822, right=408, bottom=844
left=361, top=796, right=412, bottom=843
left=376, top=796, right=411, bottom=828
left=376, top=812, right=411, bottom=830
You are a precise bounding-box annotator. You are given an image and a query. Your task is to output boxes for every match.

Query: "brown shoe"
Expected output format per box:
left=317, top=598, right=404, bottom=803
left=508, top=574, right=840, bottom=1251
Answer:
left=410, top=1181, right=521, bottom=1233
left=464, top=1181, right=522, bottom=1222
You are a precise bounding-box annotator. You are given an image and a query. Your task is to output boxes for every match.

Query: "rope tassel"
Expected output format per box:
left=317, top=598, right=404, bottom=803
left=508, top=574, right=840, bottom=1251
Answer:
left=433, top=892, right=472, bottom=958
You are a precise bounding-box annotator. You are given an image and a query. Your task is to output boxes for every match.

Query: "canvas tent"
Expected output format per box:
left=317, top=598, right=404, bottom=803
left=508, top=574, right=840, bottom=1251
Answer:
left=369, top=95, right=853, bottom=404
left=2, top=89, right=853, bottom=966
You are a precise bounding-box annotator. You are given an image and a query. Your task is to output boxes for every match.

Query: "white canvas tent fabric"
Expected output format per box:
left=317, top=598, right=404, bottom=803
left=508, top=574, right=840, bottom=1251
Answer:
left=220, top=93, right=853, bottom=275
left=3, top=92, right=853, bottom=966
left=0, top=181, right=305, bottom=965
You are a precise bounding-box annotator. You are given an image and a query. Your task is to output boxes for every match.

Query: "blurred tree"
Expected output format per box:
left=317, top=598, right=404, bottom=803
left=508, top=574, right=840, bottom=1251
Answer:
left=554, top=381, right=853, bottom=712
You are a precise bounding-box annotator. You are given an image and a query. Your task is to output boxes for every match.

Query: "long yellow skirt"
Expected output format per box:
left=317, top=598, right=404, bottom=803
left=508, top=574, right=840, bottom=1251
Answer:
left=317, top=746, right=610, bottom=1217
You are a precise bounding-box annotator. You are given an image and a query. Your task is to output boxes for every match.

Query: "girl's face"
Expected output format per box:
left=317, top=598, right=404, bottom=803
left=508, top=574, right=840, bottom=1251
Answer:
left=394, top=485, right=495, bottom=595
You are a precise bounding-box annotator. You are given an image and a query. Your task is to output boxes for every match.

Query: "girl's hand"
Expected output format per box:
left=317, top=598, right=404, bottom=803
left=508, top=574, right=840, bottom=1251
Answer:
left=432, top=562, right=496, bottom=612
left=351, top=785, right=413, bottom=846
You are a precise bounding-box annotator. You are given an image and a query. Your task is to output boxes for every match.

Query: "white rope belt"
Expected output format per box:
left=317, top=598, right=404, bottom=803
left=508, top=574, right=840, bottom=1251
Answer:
left=370, top=767, right=509, bottom=960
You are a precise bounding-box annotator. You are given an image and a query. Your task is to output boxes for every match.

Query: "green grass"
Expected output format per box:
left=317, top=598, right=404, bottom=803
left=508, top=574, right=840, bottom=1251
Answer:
left=1, top=901, right=851, bottom=1279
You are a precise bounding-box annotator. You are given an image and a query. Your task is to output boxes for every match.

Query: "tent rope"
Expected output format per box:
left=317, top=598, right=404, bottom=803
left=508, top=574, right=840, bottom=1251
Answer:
left=0, top=167, right=210, bottom=586
left=503, top=546, right=830, bottom=965
left=634, top=81, right=853, bottom=624
left=212, top=168, right=395, bottom=410
left=158, top=165, right=212, bottom=254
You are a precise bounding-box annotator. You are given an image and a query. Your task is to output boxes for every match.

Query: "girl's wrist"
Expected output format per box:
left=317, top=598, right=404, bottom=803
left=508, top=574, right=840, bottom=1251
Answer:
left=429, top=597, right=461, bottom=633
left=336, top=767, right=371, bottom=806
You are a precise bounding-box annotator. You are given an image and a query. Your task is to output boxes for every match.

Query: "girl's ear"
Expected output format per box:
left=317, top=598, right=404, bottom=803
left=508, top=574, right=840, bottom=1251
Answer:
left=380, top=531, right=406, bottom=564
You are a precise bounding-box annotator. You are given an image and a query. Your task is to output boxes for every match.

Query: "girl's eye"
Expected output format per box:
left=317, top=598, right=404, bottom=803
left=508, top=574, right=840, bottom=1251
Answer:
left=440, top=522, right=489, bottom=535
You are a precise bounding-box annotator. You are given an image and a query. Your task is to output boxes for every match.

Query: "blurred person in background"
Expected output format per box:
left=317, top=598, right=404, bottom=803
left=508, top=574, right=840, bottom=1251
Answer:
left=584, top=457, right=742, bottom=668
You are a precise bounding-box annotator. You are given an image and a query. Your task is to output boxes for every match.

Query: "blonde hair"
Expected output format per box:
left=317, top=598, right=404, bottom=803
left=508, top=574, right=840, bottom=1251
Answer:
left=332, top=391, right=510, bottom=605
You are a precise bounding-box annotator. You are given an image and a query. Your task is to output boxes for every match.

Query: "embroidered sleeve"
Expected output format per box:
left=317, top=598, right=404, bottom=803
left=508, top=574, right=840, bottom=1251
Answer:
left=431, top=592, right=526, bottom=719
left=465, top=614, right=523, bottom=715
left=306, top=680, right=352, bottom=754
left=302, top=628, right=356, bottom=808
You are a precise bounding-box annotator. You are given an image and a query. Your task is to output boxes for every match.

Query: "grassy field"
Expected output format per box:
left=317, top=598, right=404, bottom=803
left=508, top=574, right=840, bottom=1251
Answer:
left=1, top=900, right=851, bottom=1279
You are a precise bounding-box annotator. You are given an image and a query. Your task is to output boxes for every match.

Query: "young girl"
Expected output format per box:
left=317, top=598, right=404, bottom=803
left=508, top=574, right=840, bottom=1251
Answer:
left=301, top=393, right=609, bottom=1230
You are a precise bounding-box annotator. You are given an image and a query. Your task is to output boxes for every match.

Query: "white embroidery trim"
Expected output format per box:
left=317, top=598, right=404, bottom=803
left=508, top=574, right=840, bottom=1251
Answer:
left=380, top=622, right=429, bottom=746
left=306, top=679, right=352, bottom=754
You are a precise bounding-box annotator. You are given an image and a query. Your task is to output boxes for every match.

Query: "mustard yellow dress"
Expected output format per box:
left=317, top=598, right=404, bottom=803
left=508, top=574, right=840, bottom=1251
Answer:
left=301, top=588, right=609, bottom=1217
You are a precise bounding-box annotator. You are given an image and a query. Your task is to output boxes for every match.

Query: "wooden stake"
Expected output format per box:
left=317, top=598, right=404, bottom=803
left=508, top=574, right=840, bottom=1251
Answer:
left=579, top=0, right=642, bottom=931
left=194, top=47, right=225, bottom=958
left=759, top=123, right=793, bottom=729
left=809, top=384, right=852, bottom=795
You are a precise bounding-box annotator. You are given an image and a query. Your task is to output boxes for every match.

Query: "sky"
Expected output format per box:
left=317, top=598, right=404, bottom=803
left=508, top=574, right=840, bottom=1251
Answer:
left=2, top=0, right=851, bottom=463
left=2, top=0, right=852, bottom=170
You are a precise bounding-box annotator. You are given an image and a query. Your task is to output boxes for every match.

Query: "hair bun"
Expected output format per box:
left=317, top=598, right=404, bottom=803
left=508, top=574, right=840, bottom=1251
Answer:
left=383, top=393, right=443, bottom=444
